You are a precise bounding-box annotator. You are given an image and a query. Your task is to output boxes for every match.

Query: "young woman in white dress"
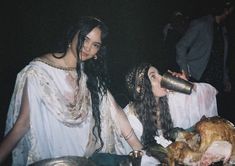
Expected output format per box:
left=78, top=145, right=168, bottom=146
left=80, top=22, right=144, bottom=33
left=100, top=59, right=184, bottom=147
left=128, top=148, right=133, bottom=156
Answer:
left=0, top=16, right=143, bottom=165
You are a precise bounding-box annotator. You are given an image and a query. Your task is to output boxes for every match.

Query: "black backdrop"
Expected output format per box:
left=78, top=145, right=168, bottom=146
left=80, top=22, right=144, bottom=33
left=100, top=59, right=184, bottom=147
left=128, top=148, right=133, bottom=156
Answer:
left=1, top=0, right=235, bottom=147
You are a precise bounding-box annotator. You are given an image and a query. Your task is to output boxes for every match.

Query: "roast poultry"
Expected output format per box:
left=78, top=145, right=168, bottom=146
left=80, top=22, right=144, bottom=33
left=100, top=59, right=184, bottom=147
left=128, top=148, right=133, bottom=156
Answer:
left=166, top=116, right=235, bottom=166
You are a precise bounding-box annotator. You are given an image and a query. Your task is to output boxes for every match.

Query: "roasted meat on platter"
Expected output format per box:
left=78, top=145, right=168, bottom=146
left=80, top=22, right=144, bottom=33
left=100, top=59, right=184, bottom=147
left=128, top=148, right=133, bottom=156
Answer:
left=146, top=116, right=235, bottom=166
left=167, top=116, right=235, bottom=166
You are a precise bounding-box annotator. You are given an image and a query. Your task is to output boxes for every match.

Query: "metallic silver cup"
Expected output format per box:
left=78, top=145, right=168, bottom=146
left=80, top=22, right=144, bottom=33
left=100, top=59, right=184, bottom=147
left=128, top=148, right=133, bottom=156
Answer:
left=128, top=150, right=143, bottom=166
left=160, top=71, right=193, bottom=95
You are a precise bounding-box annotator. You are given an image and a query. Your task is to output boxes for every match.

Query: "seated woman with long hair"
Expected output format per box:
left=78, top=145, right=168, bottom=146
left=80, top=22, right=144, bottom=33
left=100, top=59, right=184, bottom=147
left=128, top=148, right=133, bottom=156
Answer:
left=118, top=63, right=218, bottom=155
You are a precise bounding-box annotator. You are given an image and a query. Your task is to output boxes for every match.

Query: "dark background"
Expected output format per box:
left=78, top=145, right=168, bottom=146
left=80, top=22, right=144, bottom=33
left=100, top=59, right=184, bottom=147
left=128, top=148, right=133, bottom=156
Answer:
left=0, top=0, right=235, bottom=163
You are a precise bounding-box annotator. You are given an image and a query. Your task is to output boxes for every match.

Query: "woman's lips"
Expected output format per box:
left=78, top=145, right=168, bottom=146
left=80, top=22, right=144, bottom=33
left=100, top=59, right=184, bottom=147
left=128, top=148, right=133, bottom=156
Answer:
left=81, top=52, right=88, bottom=57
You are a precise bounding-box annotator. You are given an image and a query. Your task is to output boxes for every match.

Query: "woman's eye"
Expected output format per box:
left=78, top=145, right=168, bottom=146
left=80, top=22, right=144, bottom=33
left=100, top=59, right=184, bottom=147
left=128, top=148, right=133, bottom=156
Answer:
left=93, top=43, right=101, bottom=49
left=150, top=75, right=155, bottom=79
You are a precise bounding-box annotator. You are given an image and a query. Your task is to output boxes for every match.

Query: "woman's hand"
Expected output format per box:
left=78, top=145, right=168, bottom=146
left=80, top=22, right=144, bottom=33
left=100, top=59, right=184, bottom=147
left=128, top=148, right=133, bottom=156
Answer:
left=167, top=70, right=188, bottom=80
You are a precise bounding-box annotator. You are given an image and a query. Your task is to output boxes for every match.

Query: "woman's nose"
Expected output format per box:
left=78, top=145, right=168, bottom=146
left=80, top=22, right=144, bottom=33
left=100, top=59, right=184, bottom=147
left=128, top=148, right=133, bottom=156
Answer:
left=84, top=42, right=91, bottom=52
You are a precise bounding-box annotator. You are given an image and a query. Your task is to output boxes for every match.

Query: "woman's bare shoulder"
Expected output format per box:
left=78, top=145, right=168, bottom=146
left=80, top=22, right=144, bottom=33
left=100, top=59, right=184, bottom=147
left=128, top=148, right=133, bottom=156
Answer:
left=39, top=53, right=64, bottom=65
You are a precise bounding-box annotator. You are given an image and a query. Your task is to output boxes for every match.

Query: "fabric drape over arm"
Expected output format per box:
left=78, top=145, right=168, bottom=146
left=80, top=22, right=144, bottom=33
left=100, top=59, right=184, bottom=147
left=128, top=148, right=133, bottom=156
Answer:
left=168, top=83, right=218, bottom=129
left=99, top=92, right=142, bottom=155
left=112, top=103, right=143, bottom=155
left=5, top=62, right=93, bottom=165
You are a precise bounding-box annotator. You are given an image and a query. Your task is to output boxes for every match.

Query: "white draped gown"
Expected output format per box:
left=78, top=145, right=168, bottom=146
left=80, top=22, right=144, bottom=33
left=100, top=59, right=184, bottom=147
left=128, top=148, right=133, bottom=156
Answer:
left=5, top=59, right=125, bottom=165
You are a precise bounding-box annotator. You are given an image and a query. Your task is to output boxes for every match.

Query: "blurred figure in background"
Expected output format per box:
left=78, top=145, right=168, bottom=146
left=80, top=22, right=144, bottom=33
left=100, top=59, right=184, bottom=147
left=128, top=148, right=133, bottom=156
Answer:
left=162, top=10, right=189, bottom=72
left=176, top=0, right=234, bottom=112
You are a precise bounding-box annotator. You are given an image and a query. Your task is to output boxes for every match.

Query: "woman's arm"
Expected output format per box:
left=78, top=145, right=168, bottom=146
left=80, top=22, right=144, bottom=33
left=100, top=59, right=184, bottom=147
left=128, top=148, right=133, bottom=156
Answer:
left=107, top=91, right=143, bottom=151
left=118, top=108, right=143, bottom=151
left=0, top=83, right=30, bottom=163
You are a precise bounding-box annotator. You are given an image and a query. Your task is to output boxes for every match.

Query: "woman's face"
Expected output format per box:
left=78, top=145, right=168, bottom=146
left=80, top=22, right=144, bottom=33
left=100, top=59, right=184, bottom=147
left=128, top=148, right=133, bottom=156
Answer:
left=79, top=27, right=102, bottom=61
left=147, top=66, right=168, bottom=97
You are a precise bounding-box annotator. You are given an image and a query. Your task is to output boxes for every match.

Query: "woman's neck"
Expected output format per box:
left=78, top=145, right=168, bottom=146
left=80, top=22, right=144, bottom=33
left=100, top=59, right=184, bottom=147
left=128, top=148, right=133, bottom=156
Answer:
left=63, top=49, right=78, bottom=68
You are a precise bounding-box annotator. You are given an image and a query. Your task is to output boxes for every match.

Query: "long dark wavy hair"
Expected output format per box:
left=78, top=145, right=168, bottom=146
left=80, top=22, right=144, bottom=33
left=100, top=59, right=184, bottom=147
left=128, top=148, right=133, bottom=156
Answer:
left=126, top=63, right=173, bottom=148
left=51, top=16, right=110, bottom=152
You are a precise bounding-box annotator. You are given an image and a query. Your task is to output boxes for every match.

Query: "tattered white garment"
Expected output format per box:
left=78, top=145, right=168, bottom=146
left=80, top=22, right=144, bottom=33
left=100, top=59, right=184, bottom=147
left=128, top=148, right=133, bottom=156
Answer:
left=5, top=59, right=123, bottom=165
left=118, top=83, right=218, bottom=154
left=168, top=83, right=218, bottom=129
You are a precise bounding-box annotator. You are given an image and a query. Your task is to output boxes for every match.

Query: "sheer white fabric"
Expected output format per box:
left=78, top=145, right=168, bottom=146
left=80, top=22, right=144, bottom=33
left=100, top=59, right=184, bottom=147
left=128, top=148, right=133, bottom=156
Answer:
left=115, top=104, right=143, bottom=155
left=168, top=83, right=218, bottom=128
left=5, top=60, right=124, bottom=165
left=117, top=83, right=218, bottom=155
